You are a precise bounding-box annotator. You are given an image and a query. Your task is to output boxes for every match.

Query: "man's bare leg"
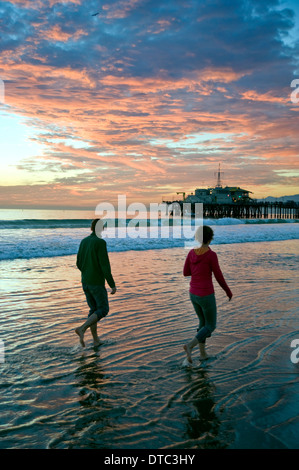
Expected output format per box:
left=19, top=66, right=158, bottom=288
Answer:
left=199, top=342, right=208, bottom=360
left=75, top=313, right=98, bottom=347
left=90, top=323, right=101, bottom=347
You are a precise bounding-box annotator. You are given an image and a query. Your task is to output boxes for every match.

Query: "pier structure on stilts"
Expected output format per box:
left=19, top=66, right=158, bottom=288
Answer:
left=162, top=164, right=299, bottom=220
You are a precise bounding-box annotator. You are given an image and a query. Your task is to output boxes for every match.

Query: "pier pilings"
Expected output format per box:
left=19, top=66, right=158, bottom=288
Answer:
left=163, top=201, right=299, bottom=220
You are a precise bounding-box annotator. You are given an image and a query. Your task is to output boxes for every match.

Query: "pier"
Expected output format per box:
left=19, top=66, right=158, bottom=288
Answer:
left=163, top=200, right=299, bottom=220
left=163, top=165, right=298, bottom=220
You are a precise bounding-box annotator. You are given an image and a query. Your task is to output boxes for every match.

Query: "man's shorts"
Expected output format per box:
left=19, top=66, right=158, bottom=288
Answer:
left=82, top=284, right=109, bottom=320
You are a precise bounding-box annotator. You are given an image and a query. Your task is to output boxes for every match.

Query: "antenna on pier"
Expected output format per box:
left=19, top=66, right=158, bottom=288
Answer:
left=214, top=163, right=224, bottom=188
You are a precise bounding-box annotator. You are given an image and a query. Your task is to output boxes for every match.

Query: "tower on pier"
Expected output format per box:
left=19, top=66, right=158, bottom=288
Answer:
left=215, top=163, right=224, bottom=188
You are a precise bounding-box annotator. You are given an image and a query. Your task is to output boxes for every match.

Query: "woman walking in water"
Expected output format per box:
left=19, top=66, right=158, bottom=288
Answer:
left=183, top=225, right=232, bottom=364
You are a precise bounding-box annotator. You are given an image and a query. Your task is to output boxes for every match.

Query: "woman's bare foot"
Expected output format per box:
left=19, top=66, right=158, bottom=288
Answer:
left=183, top=344, right=192, bottom=363
left=199, top=354, right=208, bottom=361
left=75, top=327, right=85, bottom=347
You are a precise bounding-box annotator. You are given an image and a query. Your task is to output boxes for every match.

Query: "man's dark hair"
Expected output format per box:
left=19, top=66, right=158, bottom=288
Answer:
left=91, top=219, right=101, bottom=233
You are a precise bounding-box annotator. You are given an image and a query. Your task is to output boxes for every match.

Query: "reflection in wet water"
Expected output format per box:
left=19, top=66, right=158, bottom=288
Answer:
left=0, top=240, right=298, bottom=449
left=182, top=368, right=220, bottom=445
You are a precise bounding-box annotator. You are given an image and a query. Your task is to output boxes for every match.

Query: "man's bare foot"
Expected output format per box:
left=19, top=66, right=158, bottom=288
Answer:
left=199, top=344, right=208, bottom=360
left=183, top=344, right=192, bottom=363
left=75, top=327, right=85, bottom=347
left=93, top=339, right=102, bottom=348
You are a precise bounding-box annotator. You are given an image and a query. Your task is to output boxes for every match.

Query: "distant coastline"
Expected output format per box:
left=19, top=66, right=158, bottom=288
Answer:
left=256, top=194, right=299, bottom=203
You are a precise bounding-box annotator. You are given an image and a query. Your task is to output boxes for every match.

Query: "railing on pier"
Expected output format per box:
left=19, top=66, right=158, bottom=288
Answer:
left=163, top=200, right=299, bottom=220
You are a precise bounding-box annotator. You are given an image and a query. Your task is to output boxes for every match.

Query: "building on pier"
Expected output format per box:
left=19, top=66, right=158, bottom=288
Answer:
left=183, top=165, right=253, bottom=205
left=184, top=186, right=253, bottom=204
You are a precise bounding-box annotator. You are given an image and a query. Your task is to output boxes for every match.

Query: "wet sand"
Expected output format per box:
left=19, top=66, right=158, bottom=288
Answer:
left=0, top=240, right=298, bottom=449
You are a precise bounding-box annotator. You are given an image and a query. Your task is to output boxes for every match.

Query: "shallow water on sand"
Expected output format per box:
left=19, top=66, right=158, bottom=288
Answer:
left=0, top=240, right=298, bottom=449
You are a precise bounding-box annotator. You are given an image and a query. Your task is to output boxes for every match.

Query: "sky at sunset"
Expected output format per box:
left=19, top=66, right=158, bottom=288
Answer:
left=0, top=0, right=298, bottom=209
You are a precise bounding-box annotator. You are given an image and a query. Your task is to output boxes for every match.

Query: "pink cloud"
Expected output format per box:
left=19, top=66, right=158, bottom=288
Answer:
left=42, top=25, right=88, bottom=42
left=102, top=0, right=143, bottom=19
left=1, top=55, right=297, bottom=204
left=241, top=90, right=290, bottom=105
left=10, top=0, right=81, bottom=6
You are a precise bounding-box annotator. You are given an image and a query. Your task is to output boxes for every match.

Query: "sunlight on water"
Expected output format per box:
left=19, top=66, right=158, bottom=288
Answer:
left=0, top=239, right=298, bottom=449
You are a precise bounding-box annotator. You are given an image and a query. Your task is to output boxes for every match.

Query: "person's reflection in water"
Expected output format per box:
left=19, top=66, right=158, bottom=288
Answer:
left=182, top=367, right=226, bottom=448
left=70, top=353, right=130, bottom=449
left=74, top=353, right=107, bottom=407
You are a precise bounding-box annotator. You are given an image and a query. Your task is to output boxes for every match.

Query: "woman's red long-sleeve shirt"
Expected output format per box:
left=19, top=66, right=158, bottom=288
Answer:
left=183, top=248, right=232, bottom=298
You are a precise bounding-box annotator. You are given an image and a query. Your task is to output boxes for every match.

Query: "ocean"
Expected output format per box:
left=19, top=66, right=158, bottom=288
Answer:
left=0, top=208, right=298, bottom=261
left=0, top=209, right=298, bottom=450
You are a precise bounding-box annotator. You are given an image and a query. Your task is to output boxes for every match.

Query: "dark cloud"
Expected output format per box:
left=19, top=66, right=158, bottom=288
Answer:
left=1, top=0, right=298, bottom=202
left=3, top=0, right=297, bottom=78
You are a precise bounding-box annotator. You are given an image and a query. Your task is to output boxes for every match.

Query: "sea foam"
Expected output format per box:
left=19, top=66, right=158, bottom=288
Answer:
left=0, top=219, right=298, bottom=261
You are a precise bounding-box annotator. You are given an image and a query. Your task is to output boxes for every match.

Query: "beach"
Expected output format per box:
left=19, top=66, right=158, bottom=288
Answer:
left=0, top=212, right=298, bottom=449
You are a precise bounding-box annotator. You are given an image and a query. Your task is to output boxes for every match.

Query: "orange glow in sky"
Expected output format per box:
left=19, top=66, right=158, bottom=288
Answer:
left=0, top=0, right=298, bottom=208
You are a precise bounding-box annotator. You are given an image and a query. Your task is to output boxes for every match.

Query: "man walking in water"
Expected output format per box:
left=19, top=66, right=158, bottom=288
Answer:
left=75, top=218, right=116, bottom=347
